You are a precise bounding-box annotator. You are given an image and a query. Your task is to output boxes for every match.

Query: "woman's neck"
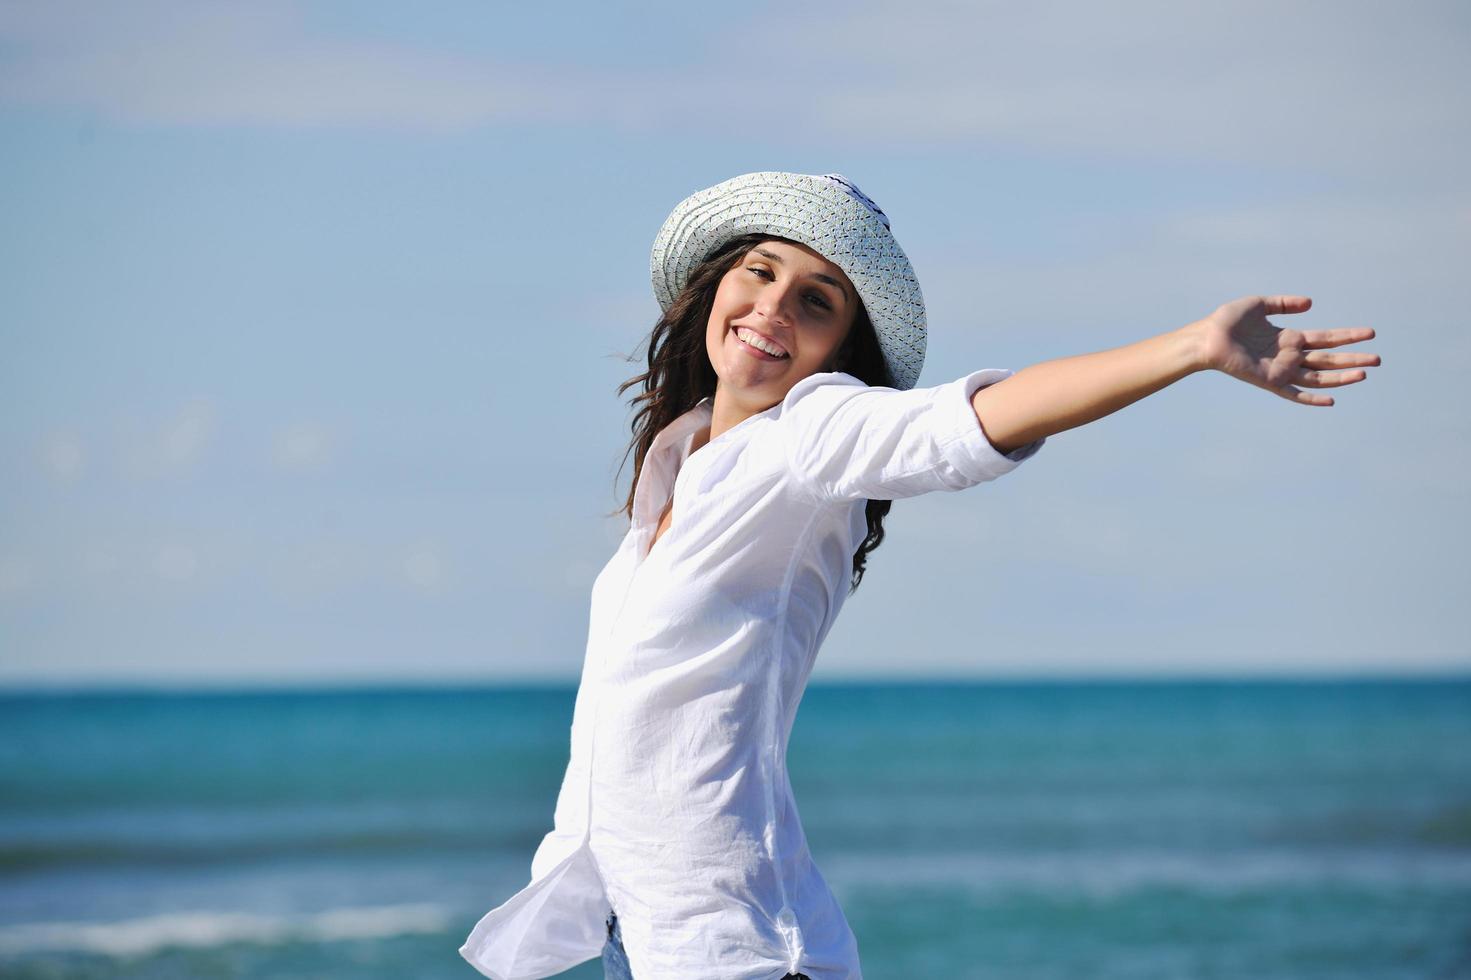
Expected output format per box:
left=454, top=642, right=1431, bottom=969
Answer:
left=707, top=388, right=777, bottom=445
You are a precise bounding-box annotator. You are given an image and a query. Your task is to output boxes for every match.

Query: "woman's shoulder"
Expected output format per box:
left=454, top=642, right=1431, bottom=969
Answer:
left=777, top=371, right=870, bottom=417
left=784, top=370, right=868, bottom=400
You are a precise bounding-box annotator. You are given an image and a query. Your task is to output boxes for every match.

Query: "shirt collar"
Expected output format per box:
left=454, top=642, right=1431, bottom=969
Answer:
left=649, top=396, right=715, bottom=458
left=650, top=392, right=798, bottom=463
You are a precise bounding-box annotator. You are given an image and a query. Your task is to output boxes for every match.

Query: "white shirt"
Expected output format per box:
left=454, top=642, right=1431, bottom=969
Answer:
left=460, top=368, right=1045, bottom=980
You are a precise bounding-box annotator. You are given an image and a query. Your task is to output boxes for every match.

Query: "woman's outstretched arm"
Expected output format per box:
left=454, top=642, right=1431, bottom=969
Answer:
left=969, top=295, right=1380, bottom=455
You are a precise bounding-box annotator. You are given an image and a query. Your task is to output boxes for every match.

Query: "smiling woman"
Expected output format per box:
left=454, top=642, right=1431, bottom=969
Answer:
left=705, top=239, right=859, bottom=429
left=457, top=170, right=1377, bottom=980
left=625, top=225, right=901, bottom=593
left=457, top=172, right=1047, bottom=980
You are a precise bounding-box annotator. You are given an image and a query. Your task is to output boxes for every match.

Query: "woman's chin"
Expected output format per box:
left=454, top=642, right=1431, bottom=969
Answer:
left=717, top=356, right=781, bottom=386
left=714, top=366, right=788, bottom=398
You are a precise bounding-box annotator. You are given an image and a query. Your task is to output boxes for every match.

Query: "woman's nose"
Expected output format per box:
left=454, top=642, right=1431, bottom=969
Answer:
left=754, top=282, right=797, bottom=324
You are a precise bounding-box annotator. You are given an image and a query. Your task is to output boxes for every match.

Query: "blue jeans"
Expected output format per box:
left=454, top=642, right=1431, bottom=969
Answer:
left=603, top=912, right=812, bottom=980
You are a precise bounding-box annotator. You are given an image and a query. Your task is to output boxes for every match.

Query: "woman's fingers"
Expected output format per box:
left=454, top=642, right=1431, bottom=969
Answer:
left=1277, top=383, right=1335, bottom=406
left=1302, top=349, right=1382, bottom=369
left=1261, top=295, right=1313, bottom=315
left=1295, top=342, right=1380, bottom=389
left=1301, top=326, right=1377, bottom=348
left=1297, top=367, right=1369, bottom=388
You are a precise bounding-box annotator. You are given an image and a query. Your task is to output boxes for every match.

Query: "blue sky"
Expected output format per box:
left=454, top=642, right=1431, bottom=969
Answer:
left=2, top=0, right=1466, bottom=687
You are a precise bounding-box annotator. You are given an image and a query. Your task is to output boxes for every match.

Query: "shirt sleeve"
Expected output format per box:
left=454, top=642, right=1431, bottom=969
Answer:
left=779, top=369, right=1045, bottom=503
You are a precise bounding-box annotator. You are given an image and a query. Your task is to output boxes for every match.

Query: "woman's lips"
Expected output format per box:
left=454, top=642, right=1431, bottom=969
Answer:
left=734, top=330, right=786, bottom=362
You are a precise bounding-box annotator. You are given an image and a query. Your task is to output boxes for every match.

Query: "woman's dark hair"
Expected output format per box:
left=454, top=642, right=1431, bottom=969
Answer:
left=610, top=232, right=895, bottom=595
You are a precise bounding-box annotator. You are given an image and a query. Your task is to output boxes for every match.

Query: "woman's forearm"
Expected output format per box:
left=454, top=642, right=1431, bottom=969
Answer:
left=971, top=323, right=1206, bottom=455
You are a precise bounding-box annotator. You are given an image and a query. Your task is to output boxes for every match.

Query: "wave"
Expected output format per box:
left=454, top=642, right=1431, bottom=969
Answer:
left=824, top=848, right=1471, bottom=896
left=0, top=903, right=455, bottom=958
left=0, top=827, right=534, bottom=873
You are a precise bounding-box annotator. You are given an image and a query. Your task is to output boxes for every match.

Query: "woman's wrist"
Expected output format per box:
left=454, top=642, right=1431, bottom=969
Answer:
left=1173, top=319, right=1215, bottom=375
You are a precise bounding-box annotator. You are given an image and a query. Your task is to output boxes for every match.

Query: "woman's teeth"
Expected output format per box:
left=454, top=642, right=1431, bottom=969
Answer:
left=736, top=328, right=788, bottom=358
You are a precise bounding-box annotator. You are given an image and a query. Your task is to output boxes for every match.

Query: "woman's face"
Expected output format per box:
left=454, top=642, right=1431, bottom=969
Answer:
left=705, top=239, right=858, bottom=413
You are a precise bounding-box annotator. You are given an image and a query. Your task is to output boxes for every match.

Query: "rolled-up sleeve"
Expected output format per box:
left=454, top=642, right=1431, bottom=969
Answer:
left=780, top=369, right=1046, bottom=503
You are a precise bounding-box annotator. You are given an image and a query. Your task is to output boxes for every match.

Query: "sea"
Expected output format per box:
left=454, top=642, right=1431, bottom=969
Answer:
left=1, top=678, right=1468, bottom=979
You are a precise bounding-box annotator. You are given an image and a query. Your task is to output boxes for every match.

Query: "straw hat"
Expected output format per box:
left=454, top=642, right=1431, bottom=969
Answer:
left=649, top=172, right=927, bottom=390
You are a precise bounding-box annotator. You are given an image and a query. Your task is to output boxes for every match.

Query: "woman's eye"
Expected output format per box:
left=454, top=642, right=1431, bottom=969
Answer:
left=745, top=266, right=830, bottom=312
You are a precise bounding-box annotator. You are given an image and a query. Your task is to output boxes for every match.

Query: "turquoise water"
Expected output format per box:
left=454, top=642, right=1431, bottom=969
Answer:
left=1, top=679, right=1468, bottom=978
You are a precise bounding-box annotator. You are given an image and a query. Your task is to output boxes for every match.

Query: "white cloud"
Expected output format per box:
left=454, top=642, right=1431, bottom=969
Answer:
left=790, top=0, right=1468, bottom=180
left=162, top=405, right=213, bottom=465
left=1152, top=194, right=1471, bottom=261
left=918, top=185, right=1468, bottom=354
left=0, top=0, right=585, bottom=130
left=271, top=421, right=337, bottom=472
left=119, top=401, right=216, bottom=479
left=0, top=0, right=1464, bottom=182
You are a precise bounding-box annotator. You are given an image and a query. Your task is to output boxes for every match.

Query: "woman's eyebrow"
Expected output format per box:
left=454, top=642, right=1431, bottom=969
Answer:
left=751, top=247, right=850, bottom=305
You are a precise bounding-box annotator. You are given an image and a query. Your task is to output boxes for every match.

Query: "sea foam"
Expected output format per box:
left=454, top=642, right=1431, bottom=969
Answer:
left=0, top=902, right=454, bottom=958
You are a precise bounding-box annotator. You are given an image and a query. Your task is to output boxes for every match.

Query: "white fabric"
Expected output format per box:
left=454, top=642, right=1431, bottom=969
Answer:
left=460, top=369, right=1045, bottom=980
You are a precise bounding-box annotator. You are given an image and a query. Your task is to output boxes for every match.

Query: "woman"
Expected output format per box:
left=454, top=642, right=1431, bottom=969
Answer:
left=459, top=172, right=1379, bottom=980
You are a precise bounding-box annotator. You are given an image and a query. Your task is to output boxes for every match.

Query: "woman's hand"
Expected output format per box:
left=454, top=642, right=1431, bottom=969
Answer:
left=1187, top=295, right=1380, bottom=406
